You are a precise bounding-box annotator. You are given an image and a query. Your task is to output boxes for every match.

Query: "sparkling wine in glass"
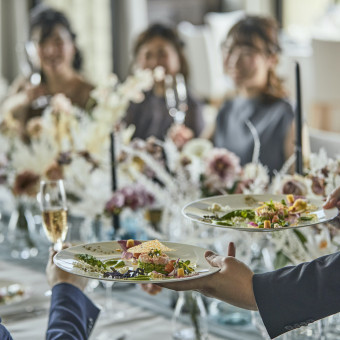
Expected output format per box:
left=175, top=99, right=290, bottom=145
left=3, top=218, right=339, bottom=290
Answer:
left=39, top=180, right=68, bottom=251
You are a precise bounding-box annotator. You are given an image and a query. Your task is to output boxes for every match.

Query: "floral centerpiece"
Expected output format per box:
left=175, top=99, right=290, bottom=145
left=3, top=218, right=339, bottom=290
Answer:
left=1, top=64, right=339, bottom=266
left=111, top=125, right=270, bottom=245
left=0, top=69, right=154, bottom=222
left=266, top=149, right=340, bottom=267
left=110, top=123, right=340, bottom=268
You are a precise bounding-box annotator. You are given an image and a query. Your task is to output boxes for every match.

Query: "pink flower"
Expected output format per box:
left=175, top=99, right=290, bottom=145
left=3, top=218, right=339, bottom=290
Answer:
left=168, top=124, right=194, bottom=150
left=310, top=176, right=325, bottom=196
left=105, top=192, right=125, bottom=214
left=105, top=184, right=155, bottom=214
left=204, top=148, right=242, bottom=190
left=234, top=179, right=253, bottom=194
left=45, top=161, right=64, bottom=181
left=13, top=170, right=40, bottom=197
left=281, top=178, right=307, bottom=196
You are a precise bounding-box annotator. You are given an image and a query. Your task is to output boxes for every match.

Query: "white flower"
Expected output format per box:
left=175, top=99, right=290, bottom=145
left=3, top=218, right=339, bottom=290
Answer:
left=153, top=66, right=165, bottom=82
left=90, top=74, right=119, bottom=103
left=241, top=163, right=269, bottom=194
left=305, top=227, right=337, bottom=259
left=309, top=149, right=331, bottom=175
left=181, top=138, right=213, bottom=160
left=50, top=93, right=74, bottom=115
left=242, top=163, right=269, bottom=182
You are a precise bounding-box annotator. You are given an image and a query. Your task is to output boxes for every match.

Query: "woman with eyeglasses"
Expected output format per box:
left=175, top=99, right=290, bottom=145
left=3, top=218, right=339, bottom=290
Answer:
left=214, top=16, right=307, bottom=175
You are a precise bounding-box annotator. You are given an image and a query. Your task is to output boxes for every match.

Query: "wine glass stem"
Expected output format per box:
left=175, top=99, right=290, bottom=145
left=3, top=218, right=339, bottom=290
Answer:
left=105, top=281, right=114, bottom=311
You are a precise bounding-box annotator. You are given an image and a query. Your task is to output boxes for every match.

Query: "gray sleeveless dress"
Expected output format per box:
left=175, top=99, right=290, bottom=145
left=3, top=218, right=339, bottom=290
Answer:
left=214, top=96, right=294, bottom=174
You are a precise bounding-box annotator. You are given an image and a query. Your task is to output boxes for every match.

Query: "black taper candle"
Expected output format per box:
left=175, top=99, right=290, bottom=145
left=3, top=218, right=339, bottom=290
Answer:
left=110, top=132, right=120, bottom=234
left=295, top=62, right=303, bottom=174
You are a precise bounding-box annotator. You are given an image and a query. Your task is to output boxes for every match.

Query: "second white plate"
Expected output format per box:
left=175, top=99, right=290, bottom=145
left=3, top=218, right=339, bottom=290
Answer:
left=182, top=194, right=338, bottom=232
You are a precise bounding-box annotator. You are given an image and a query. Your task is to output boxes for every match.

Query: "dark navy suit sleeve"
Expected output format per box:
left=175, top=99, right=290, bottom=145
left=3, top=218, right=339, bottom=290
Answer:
left=253, top=252, right=340, bottom=339
left=46, top=283, right=100, bottom=340
left=0, top=319, right=13, bottom=340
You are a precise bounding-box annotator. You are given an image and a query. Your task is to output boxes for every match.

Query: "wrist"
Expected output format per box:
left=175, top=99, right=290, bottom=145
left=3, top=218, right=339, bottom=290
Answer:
left=248, top=273, right=258, bottom=310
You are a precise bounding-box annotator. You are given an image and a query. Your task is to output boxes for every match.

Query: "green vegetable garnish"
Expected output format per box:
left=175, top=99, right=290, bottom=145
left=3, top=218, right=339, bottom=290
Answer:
left=104, top=259, right=118, bottom=266
left=177, top=260, right=194, bottom=274
left=265, top=200, right=275, bottom=210
left=138, top=261, right=168, bottom=274
left=128, top=276, right=151, bottom=281
left=299, top=216, right=313, bottom=221
left=214, top=221, right=233, bottom=226
left=148, top=249, right=162, bottom=257
left=219, top=209, right=255, bottom=221
left=77, top=254, right=107, bottom=270
left=113, top=260, right=126, bottom=269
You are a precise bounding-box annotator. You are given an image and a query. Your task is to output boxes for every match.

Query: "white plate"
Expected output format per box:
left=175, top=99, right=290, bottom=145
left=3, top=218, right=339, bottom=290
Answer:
left=54, top=241, right=220, bottom=283
left=182, top=194, right=338, bottom=232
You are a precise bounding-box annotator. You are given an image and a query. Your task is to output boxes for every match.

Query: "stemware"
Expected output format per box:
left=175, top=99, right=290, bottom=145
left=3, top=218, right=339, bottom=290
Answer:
left=164, top=73, right=188, bottom=124
left=38, top=180, right=68, bottom=251
left=99, top=280, right=125, bottom=320
left=24, top=40, right=50, bottom=109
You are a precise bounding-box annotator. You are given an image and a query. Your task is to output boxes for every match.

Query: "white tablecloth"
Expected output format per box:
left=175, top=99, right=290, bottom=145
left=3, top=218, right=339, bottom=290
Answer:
left=1, top=260, right=255, bottom=340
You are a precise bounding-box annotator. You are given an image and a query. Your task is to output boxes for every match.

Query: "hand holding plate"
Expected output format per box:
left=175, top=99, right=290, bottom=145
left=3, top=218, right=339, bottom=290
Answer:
left=46, top=245, right=88, bottom=292
left=159, top=242, right=257, bottom=311
left=323, top=186, right=340, bottom=210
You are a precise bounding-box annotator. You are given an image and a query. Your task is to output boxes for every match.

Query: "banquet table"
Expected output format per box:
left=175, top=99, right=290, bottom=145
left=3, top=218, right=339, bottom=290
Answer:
left=0, top=254, right=263, bottom=340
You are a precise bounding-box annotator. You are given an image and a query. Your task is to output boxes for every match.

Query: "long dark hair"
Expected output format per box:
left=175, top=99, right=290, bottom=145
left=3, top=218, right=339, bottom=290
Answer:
left=226, top=16, right=286, bottom=99
left=133, top=23, right=189, bottom=80
left=30, top=6, right=82, bottom=70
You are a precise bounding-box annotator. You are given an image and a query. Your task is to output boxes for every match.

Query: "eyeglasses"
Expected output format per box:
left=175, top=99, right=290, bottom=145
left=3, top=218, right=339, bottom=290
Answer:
left=221, top=43, right=267, bottom=59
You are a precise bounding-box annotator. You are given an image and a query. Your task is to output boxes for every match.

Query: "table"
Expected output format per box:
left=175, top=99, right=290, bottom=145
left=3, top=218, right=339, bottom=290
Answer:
left=0, top=256, right=263, bottom=340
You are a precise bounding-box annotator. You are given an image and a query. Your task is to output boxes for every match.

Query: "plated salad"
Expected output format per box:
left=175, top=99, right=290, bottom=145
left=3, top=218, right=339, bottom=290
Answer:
left=75, top=239, right=197, bottom=281
left=203, top=195, right=318, bottom=229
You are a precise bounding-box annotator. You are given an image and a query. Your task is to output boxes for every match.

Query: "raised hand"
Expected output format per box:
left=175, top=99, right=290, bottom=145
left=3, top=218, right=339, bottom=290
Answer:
left=323, top=186, right=340, bottom=210
left=46, top=244, right=88, bottom=292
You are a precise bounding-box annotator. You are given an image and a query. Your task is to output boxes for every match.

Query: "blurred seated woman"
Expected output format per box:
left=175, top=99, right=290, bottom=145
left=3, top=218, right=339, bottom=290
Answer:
left=213, top=16, right=308, bottom=175
left=1, top=6, right=94, bottom=140
left=124, top=23, right=204, bottom=141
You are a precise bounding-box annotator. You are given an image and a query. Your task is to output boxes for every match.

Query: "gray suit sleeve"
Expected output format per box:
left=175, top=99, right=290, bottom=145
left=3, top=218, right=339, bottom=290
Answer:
left=253, top=252, right=340, bottom=339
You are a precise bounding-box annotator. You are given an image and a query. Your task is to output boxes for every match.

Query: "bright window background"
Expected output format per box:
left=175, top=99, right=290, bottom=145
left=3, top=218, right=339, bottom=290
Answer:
left=42, top=0, right=113, bottom=85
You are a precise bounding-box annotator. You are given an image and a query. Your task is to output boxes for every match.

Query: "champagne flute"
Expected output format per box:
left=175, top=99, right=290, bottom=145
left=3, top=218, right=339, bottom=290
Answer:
left=39, top=180, right=68, bottom=252
left=24, top=40, right=50, bottom=109
left=164, top=73, right=188, bottom=125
